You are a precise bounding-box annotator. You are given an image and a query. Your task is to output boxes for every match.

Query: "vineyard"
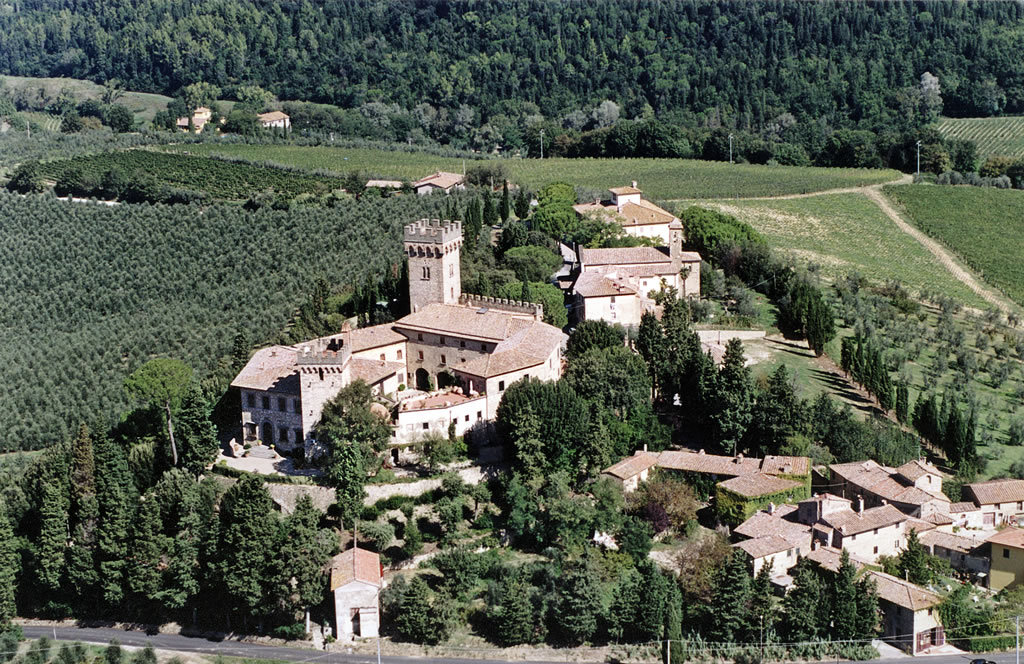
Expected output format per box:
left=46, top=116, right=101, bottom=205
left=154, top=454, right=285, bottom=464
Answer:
left=935, top=116, right=1024, bottom=161
left=161, top=143, right=902, bottom=200
left=40, top=150, right=349, bottom=202
left=884, top=185, right=1024, bottom=307
left=0, top=191, right=445, bottom=452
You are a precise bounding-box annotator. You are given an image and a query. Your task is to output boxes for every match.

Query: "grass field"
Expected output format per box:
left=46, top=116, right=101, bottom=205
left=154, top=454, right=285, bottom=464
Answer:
left=884, top=185, right=1024, bottom=308
left=935, top=116, right=1024, bottom=161
left=3, top=75, right=176, bottom=124
left=161, top=143, right=902, bottom=200
left=677, top=192, right=987, bottom=307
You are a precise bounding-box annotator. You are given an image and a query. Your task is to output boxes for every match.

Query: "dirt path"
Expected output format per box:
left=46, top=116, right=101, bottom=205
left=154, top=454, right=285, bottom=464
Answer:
left=862, top=185, right=1013, bottom=313
left=663, top=172, right=912, bottom=203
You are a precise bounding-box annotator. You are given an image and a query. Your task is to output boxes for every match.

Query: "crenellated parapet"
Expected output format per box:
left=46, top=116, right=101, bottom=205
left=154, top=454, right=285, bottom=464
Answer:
left=459, top=293, right=543, bottom=321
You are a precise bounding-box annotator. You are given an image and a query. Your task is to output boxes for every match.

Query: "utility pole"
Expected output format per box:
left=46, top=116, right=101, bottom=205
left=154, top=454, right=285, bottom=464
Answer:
left=728, top=133, right=734, bottom=164
left=1016, top=615, right=1020, bottom=664
left=916, top=140, right=922, bottom=176
left=540, top=129, right=545, bottom=159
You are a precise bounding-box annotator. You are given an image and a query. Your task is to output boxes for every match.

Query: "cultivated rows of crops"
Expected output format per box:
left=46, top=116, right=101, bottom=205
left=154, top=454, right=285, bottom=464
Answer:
left=40, top=150, right=348, bottom=201
left=935, top=116, right=1024, bottom=161
left=161, top=144, right=902, bottom=200
left=884, top=185, right=1024, bottom=307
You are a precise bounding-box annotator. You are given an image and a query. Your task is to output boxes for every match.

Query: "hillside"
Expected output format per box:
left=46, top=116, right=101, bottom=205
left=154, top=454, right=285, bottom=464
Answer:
left=1, top=74, right=174, bottom=123
left=0, top=192, right=444, bottom=451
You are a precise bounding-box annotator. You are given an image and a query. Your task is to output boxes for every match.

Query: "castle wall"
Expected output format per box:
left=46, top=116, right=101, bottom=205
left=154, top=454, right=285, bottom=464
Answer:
left=404, top=219, right=463, bottom=312
left=299, top=364, right=350, bottom=440
left=240, top=388, right=304, bottom=451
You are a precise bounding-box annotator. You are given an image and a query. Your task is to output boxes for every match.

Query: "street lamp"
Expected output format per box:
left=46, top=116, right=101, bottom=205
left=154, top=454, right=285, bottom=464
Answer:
left=916, top=140, right=921, bottom=177
left=540, top=129, right=545, bottom=160
left=729, top=133, right=734, bottom=164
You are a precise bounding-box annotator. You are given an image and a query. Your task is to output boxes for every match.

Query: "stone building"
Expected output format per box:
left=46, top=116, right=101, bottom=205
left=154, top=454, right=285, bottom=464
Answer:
left=330, top=546, right=383, bottom=642
left=231, top=217, right=566, bottom=454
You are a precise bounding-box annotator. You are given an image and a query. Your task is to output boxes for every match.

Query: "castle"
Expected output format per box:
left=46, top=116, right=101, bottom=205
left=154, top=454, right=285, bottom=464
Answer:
left=231, top=218, right=567, bottom=455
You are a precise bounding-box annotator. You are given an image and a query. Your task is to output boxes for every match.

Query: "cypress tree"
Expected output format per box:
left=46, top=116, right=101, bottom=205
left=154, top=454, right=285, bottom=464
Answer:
left=274, top=495, right=334, bottom=618
left=551, top=565, right=602, bottom=644
left=36, top=473, right=69, bottom=596
left=830, top=550, right=858, bottom=639
left=708, top=549, right=750, bottom=644
left=217, top=474, right=276, bottom=622
left=395, top=576, right=437, bottom=643
left=67, top=425, right=100, bottom=607
left=231, top=331, right=250, bottom=372
left=854, top=576, right=879, bottom=638
left=899, top=529, right=930, bottom=585
left=514, top=186, right=530, bottom=220
left=944, top=405, right=968, bottom=466
left=500, top=179, right=510, bottom=222
left=402, top=515, right=423, bottom=557
left=160, top=483, right=202, bottom=611
left=840, top=336, right=854, bottom=376
left=748, top=561, right=776, bottom=642
left=127, top=495, right=165, bottom=604
left=103, top=641, right=123, bottom=664
left=0, top=509, right=17, bottom=625
left=805, top=294, right=835, bottom=356
left=482, top=191, right=498, bottom=227
left=494, top=574, right=537, bottom=646
left=714, top=338, right=754, bottom=455
left=895, top=381, right=910, bottom=424
left=781, top=558, right=823, bottom=642
left=95, top=433, right=133, bottom=606
left=177, top=385, right=219, bottom=478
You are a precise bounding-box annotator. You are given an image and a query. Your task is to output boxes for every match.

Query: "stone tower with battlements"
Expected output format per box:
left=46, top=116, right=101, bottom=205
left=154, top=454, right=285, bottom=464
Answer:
left=404, top=218, right=463, bottom=312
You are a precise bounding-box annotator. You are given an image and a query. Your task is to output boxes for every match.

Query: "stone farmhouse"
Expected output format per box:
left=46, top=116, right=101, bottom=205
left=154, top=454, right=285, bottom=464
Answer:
left=962, top=478, right=1024, bottom=526
left=570, top=183, right=700, bottom=327
left=257, top=110, right=291, bottom=130
left=175, top=106, right=214, bottom=133
left=231, top=218, right=566, bottom=455
left=329, top=546, right=383, bottom=642
left=413, top=171, right=465, bottom=195
left=827, top=459, right=950, bottom=518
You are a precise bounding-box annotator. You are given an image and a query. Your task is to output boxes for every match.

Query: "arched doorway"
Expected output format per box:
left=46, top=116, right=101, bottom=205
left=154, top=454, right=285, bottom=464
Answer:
left=415, top=368, right=431, bottom=392
left=261, top=422, right=273, bottom=444
left=438, top=369, right=458, bottom=390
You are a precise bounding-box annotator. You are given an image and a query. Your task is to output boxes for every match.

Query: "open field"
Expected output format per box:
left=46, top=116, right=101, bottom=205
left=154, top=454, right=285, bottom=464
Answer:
left=677, top=192, right=987, bottom=308
left=2, top=74, right=176, bottom=123
left=161, top=143, right=902, bottom=199
left=884, top=185, right=1024, bottom=308
left=935, top=116, right=1024, bottom=161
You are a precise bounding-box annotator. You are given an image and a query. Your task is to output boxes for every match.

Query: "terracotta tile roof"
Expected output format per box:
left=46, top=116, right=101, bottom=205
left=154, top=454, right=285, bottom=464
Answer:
left=830, top=460, right=947, bottom=508
left=580, top=246, right=672, bottom=267
left=806, top=547, right=862, bottom=573
left=950, top=501, right=980, bottom=513
left=257, top=111, right=289, bottom=123
left=329, top=547, right=381, bottom=589
left=830, top=460, right=895, bottom=488
left=621, top=262, right=692, bottom=278
left=395, top=303, right=535, bottom=342
left=904, top=517, right=937, bottom=533
left=820, top=504, right=907, bottom=535
left=657, top=450, right=762, bottom=476
left=349, top=325, right=408, bottom=352
left=896, top=459, right=948, bottom=481
left=919, top=530, right=979, bottom=554
left=609, top=185, right=643, bottom=195
left=574, top=271, right=637, bottom=298
left=967, top=479, right=1024, bottom=506
left=919, top=512, right=953, bottom=526
left=349, top=358, right=403, bottom=386
left=230, top=345, right=300, bottom=392
left=734, top=535, right=794, bottom=559
left=866, top=571, right=941, bottom=611
left=734, top=510, right=812, bottom=544
left=619, top=200, right=676, bottom=227
left=458, top=321, right=566, bottom=379
left=987, top=527, right=1024, bottom=549
left=761, top=455, right=811, bottom=476
left=602, top=452, right=660, bottom=480
left=718, top=473, right=802, bottom=498
left=414, top=171, right=464, bottom=189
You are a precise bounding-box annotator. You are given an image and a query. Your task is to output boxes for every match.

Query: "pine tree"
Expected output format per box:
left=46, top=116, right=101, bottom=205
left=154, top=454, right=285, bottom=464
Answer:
left=854, top=576, right=879, bottom=639
left=708, top=549, right=751, bottom=644
left=552, top=565, right=602, bottom=644
left=177, top=385, right=219, bottom=477
left=840, top=336, right=854, bottom=376
left=36, top=473, right=70, bottom=595
left=607, top=567, right=643, bottom=642
left=494, top=574, right=537, bottom=646
left=500, top=180, right=510, bottom=222
left=402, top=515, right=423, bottom=557
left=944, top=405, right=968, bottom=467
left=514, top=187, right=530, bottom=220
left=636, top=311, right=666, bottom=397
left=395, top=576, right=437, bottom=643
left=67, top=424, right=99, bottom=607
left=781, top=558, right=823, bottom=642
left=830, top=550, right=858, bottom=639
left=713, top=338, right=754, bottom=455
left=217, top=474, right=277, bottom=621
left=158, top=484, right=201, bottom=611
left=231, top=331, right=250, bottom=372
left=0, top=508, right=17, bottom=625
left=95, top=432, right=133, bottom=606
left=805, top=293, right=835, bottom=356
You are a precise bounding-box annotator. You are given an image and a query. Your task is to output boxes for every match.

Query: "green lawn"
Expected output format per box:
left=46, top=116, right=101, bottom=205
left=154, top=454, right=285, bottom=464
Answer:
left=160, top=143, right=901, bottom=199
left=678, top=192, right=987, bottom=307
left=884, top=185, right=1024, bottom=308
left=935, top=116, right=1024, bottom=161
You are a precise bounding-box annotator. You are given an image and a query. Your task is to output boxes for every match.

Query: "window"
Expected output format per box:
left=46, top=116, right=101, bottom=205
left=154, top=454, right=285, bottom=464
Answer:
left=610, top=296, right=616, bottom=303
left=293, top=399, right=300, bottom=413
left=873, top=546, right=878, bottom=554
left=380, top=353, right=386, bottom=361
left=873, top=528, right=878, bottom=535
left=460, top=340, right=466, bottom=348
left=928, top=609, right=933, bottom=616
left=417, top=333, right=423, bottom=341
left=262, top=396, right=270, bottom=410
left=246, top=393, right=255, bottom=408
left=422, top=266, right=430, bottom=280
left=418, top=351, right=424, bottom=361
left=481, top=343, right=489, bottom=352
left=422, top=422, right=429, bottom=430
left=440, top=336, right=446, bottom=344
left=294, top=428, right=302, bottom=442
left=449, top=264, right=454, bottom=277
left=787, top=549, right=793, bottom=558
left=280, top=428, right=289, bottom=443
left=441, top=354, right=447, bottom=365
left=477, top=411, right=482, bottom=420
left=278, top=397, right=286, bottom=412
left=465, top=415, right=470, bottom=422
left=1005, top=548, right=1011, bottom=559
left=397, top=350, right=403, bottom=360
left=499, top=380, right=505, bottom=391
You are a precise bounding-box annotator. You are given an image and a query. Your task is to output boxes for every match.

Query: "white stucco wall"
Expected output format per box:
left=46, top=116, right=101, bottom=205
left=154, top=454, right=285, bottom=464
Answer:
left=836, top=522, right=906, bottom=562
left=394, top=394, right=488, bottom=444
left=334, top=580, right=382, bottom=641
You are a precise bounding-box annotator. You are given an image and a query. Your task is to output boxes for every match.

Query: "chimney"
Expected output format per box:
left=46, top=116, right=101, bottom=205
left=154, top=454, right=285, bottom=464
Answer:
left=643, top=443, right=648, bottom=453
left=767, top=502, right=775, bottom=515
left=857, top=496, right=864, bottom=515
left=631, top=180, right=638, bottom=189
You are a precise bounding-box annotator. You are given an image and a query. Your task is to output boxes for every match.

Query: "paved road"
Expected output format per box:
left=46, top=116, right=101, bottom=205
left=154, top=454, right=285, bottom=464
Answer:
left=18, top=625, right=559, bottom=664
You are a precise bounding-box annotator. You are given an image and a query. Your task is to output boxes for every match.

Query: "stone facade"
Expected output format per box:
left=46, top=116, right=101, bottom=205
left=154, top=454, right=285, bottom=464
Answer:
left=405, top=219, right=462, bottom=312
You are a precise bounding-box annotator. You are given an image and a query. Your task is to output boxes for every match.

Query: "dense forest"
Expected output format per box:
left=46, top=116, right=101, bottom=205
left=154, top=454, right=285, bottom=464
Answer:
left=2, top=2, right=1023, bottom=133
